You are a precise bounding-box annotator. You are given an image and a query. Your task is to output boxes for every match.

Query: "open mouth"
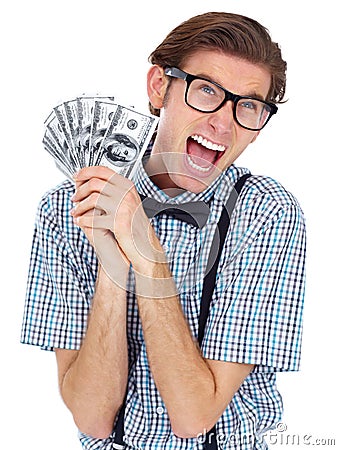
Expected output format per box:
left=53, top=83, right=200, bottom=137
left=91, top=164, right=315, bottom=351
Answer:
left=186, top=135, right=226, bottom=173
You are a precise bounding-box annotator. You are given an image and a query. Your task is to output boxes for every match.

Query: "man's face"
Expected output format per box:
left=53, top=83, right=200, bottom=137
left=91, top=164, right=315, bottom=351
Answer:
left=147, top=50, right=271, bottom=194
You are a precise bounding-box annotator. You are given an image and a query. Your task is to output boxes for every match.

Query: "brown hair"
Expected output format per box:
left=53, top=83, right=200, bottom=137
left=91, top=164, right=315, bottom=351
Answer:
left=148, top=12, right=287, bottom=116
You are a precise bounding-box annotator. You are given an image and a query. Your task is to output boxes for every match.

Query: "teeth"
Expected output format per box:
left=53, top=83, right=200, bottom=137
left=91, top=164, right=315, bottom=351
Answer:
left=191, top=135, right=225, bottom=152
left=186, top=154, right=211, bottom=172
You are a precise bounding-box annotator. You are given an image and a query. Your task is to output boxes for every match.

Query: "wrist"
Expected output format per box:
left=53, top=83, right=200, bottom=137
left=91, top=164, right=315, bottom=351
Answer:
left=97, top=263, right=129, bottom=293
left=131, top=229, right=168, bottom=273
left=133, top=262, right=178, bottom=299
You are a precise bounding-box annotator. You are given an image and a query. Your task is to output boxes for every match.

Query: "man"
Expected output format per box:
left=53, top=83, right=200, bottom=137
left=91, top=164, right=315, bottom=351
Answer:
left=21, top=12, right=306, bottom=449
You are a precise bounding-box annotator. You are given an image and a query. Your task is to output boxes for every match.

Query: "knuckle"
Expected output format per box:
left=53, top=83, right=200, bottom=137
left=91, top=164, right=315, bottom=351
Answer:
left=89, top=192, right=101, bottom=205
left=100, top=166, right=115, bottom=176
left=88, top=178, right=102, bottom=192
left=123, top=182, right=137, bottom=200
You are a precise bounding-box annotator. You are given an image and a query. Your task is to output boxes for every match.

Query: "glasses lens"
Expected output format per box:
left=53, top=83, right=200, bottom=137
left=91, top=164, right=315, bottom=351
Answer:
left=186, top=76, right=273, bottom=131
left=236, top=99, right=272, bottom=130
left=187, top=78, right=225, bottom=112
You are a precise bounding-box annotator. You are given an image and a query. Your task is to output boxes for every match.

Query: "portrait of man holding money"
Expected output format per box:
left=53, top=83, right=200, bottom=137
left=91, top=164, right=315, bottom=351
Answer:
left=21, top=11, right=306, bottom=450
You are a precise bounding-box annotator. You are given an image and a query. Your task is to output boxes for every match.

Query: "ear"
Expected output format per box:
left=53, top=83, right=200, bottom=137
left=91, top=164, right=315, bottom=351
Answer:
left=147, top=65, right=168, bottom=110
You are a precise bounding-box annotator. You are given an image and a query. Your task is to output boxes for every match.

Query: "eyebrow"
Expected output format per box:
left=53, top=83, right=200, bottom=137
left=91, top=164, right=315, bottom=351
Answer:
left=243, top=91, right=265, bottom=101
left=194, top=71, right=266, bottom=101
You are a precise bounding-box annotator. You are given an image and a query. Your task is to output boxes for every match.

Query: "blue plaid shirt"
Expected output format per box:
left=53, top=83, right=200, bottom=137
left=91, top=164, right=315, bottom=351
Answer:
left=21, top=162, right=306, bottom=450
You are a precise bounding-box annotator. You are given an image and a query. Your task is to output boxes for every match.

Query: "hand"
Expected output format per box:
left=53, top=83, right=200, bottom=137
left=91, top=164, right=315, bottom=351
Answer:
left=70, top=167, right=131, bottom=287
left=70, top=166, right=166, bottom=276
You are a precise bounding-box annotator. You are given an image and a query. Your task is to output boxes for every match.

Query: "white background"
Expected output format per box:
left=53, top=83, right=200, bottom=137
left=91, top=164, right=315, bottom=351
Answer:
left=1, top=0, right=338, bottom=448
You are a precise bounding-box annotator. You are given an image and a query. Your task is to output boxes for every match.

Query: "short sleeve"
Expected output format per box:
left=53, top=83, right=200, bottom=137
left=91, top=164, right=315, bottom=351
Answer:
left=20, top=182, right=98, bottom=351
left=201, top=178, right=306, bottom=372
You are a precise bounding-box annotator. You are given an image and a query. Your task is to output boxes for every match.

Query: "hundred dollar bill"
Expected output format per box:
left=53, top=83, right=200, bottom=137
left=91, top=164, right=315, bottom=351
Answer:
left=54, top=101, right=80, bottom=171
left=76, top=96, right=115, bottom=167
left=63, top=98, right=82, bottom=168
left=43, top=133, right=73, bottom=179
left=42, top=96, right=159, bottom=182
left=44, top=111, right=79, bottom=172
left=88, top=100, right=118, bottom=166
left=95, top=105, right=159, bottom=178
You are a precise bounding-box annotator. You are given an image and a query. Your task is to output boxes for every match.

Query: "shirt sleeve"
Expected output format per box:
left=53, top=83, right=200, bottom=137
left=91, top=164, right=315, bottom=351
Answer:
left=20, top=183, right=98, bottom=351
left=201, top=180, right=306, bottom=372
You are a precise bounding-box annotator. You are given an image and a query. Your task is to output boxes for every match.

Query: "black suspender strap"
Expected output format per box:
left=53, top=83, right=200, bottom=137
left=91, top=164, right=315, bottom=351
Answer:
left=113, top=173, right=251, bottom=450
left=198, top=173, right=251, bottom=346
left=198, top=173, right=251, bottom=450
left=113, top=401, right=126, bottom=449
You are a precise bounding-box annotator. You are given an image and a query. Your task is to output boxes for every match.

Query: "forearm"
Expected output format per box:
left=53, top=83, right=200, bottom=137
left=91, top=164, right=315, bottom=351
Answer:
left=135, top=263, right=218, bottom=437
left=59, top=266, right=128, bottom=438
left=69, top=166, right=254, bottom=439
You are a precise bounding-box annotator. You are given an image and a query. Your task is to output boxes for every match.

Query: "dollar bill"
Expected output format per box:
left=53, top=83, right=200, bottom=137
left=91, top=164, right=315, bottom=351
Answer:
left=43, top=134, right=73, bottom=179
left=95, top=105, right=158, bottom=178
left=44, top=111, right=78, bottom=172
left=42, top=96, right=159, bottom=181
left=76, top=96, right=115, bottom=167
left=88, top=100, right=118, bottom=166
left=54, top=102, right=81, bottom=171
left=63, top=98, right=82, bottom=168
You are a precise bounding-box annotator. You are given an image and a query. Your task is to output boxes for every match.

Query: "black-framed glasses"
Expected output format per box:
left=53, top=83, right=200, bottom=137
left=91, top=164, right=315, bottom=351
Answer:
left=164, top=67, right=278, bottom=131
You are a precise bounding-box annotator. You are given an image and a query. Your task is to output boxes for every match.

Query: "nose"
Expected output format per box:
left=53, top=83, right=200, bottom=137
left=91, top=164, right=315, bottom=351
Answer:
left=208, top=100, right=234, bottom=134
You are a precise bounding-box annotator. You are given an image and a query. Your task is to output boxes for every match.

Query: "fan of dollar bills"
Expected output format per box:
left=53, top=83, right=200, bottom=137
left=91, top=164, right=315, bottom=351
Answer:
left=43, top=96, right=159, bottom=180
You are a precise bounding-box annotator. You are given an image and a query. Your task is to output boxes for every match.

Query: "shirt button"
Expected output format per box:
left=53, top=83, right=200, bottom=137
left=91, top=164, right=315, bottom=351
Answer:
left=156, top=406, right=165, bottom=415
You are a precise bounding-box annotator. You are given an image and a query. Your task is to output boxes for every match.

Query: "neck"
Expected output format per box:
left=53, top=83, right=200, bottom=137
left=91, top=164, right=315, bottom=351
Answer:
left=144, top=154, right=185, bottom=197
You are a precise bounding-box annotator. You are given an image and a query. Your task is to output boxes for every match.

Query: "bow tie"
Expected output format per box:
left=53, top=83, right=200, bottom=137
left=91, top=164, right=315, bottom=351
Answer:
left=139, top=194, right=210, bottom=229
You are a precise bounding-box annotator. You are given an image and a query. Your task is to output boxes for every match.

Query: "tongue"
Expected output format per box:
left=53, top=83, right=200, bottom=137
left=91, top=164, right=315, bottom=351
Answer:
left=187, top=139, right=217, bottom=167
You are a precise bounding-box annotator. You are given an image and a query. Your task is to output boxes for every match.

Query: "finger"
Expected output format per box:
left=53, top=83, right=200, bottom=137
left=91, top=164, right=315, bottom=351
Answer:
left=73, top=166, right=133, bottom=187
left=73, top=212, right=113, bottom=230
left=73, top=166, right=117, bottom=183
left=72, top=177, right=112, bottom=202
left=72, top=208, right=100, bottom=244
left=73, top=171, right=136, bottom=203
left=71, top=192, right=111, bottom=217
